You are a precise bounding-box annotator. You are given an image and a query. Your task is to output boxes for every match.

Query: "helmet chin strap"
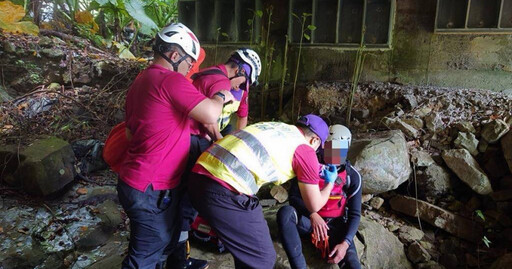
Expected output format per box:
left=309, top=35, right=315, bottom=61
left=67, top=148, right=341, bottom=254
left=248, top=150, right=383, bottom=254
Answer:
left=157, top=50, right=188, bottom=72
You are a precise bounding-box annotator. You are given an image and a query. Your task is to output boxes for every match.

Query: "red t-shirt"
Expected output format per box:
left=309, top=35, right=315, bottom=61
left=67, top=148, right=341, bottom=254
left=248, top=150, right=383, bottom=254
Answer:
left=192, top=143, right=321, bottom=192
left=120, top=64, right=206, bottom=191
left=190, top=65, right=231, bottom=136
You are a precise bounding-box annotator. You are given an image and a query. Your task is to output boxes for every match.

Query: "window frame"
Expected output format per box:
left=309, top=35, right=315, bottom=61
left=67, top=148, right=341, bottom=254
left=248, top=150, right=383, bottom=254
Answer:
left=287, top=0, right=396, bottom=50
left=178, top=0, right=263, bottom=44
left=434, top=0, right=512, bottom=34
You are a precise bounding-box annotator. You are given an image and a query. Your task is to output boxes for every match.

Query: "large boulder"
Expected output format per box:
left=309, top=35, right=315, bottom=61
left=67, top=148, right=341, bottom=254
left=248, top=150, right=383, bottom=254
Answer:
left=442, top=149, right=492, bottom=195
left=416, top=163, right=452, bottom=199
left=481, top=119, right=510, bottom=144
left=390, top=195, right=483, bottom=242
left=358, top=217, right=413, bottom=269
left=501, top=131, right=512, bottom=174
left=349, top=130, right=412, bottom=194
left=453, top=132, right=479, bottom=156
left=13, top=137, right=76, bottom=196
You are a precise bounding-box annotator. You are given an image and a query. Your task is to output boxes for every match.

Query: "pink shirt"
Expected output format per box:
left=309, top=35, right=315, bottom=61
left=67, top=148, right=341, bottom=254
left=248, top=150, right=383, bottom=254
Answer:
left=120, top=64, right=206, bottom=191
left=190, top=65, right=231, bottom=136
left=190, top=65, right=249, bottom=135
left=192, top=142, right=322, bottom=192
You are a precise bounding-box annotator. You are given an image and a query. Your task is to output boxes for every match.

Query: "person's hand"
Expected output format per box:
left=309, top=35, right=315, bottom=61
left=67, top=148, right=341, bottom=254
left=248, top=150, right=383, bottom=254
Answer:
left=310, top=212, right=329, bottom=241
left=328, top=241, right=349, bottom=264
left=219, top=90, right=234, bottom=104
left=323, top=164, right=338, bottom=184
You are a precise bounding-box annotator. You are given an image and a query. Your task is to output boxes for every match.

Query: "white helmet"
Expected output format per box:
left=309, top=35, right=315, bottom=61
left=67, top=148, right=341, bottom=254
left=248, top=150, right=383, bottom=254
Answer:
left=231, top=48, right=261, bottom=85
left=327, top=124, right=351, bottom=146
left=157, top=23, right=200, bottom=61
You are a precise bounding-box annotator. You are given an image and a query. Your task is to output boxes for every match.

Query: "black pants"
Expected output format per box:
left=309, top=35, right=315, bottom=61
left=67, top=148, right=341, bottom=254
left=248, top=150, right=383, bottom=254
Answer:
left=180, top=135, right=213, bottom=232
left=189, top=173, right=277, bottom=269
left=277, top=205, right=361, bottom=269
left=117, top=180, right=182, bottom=269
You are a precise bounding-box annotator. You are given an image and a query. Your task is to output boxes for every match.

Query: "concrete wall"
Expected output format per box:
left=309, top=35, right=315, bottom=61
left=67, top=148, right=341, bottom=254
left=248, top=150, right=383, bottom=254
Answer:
left=198, top=0, right=512, bottom=91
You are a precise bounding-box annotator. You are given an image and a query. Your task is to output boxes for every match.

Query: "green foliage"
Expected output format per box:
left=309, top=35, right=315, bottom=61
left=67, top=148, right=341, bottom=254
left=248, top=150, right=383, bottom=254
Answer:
left=291, top=12, right=315, bottom=119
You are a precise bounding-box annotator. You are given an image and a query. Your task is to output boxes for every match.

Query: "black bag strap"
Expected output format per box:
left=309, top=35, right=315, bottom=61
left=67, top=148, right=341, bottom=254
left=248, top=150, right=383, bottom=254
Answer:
left=190, top=68, right=228, bottom=81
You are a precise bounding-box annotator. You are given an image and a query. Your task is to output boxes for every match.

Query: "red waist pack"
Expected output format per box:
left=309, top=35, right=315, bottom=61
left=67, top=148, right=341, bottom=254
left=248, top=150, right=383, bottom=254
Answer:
left=103, top=121, right=129, bottom=173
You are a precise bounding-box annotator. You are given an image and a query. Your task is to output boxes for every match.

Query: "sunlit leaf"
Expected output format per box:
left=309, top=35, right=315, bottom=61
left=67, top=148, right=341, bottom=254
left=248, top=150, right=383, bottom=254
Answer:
left=247, top=19, right=253, bottom=26
left=256, top=10, right=263, bottom=17
left=0, top=1, right=39, bottom=35
left=113, top=41, right=135, bottom=59
left=303, top=33, right=310, bottom=40
left=475, top=210, right=485, bottom=221
left=75, top=11, right=99, bottom=34
left=0, top=1, right=24, bottom=23
left=221, top=32, right=229, bottom=38
left=307, top=25, right=316, bottom=31
left=124, top=0, right=158, bottom=31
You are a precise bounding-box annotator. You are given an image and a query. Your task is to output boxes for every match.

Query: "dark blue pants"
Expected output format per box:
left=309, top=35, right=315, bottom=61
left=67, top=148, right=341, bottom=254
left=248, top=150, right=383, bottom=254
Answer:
left=277, top=205, right=361, bottom=269
left=188, top=173, right=277, bottom=269
left=180, top=135, right=213, bottom=231
left=117, top=180, right=182, bottom=269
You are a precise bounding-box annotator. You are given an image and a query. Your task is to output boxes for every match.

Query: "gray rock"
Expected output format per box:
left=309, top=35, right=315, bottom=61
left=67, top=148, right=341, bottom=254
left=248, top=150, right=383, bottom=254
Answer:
left=369, top=197, right=384, bottom=210
left=453, top=132, right=479, bottom=156
left=41, top=48, right=65, bottom=58
left=407, top=242, right=431, bottom=263
left=3, top=40, right=16, bottom=53
left=398, top=225, right=424, bottom=243
left=490, top=253, right=512, bottom=269
left=384, top=118, right=419, bottom=138
left=403, top=117, right=424, bottom=130
left=270, top=185, right=288, bottom=203
left=390, top=195, right=482, bottom=242
left=403, top=94, right=418, bottom=109
left=13, top=137, right=77, bottom=196
left=481, top=119, right=510, bottom=143
left=38, top=36, right=53, bottom=47
left=417, top=163, right=452, bottom=198
left=0, top=85, right=13, bottom=102
left=501, top=131, right=512, bottom=173
left=425, top=112, right=444, bottom=133
left=478, top=139, right=489, bottom=153
left=411, top=150, right=435, bottom=167
left=349, top=130, right=412, bottom=194
left=358, top=217, right=413, bottom=269
left=442, top=149, right=492, bottom=195
left=352, top=108, right=369, bottom=119
left=96, top=200, right=122, bottom=229
left=454, top=121, right=476, bottom=134
left=415, top=107, right=432, bottom=118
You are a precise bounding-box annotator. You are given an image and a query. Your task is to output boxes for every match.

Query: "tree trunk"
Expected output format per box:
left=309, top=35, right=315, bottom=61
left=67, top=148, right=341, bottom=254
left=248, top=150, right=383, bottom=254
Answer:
left=30, top=0, right=42, bottom=26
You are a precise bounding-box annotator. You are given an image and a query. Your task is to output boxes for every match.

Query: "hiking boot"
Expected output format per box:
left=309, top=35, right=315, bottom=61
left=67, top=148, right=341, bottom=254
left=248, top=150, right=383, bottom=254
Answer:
left=167, top=240, right=209, bottom=269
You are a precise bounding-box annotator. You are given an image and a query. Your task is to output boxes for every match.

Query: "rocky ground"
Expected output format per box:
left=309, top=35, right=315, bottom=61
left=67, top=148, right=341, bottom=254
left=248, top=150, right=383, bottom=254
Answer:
left=1, top=32, right=512, bottom=268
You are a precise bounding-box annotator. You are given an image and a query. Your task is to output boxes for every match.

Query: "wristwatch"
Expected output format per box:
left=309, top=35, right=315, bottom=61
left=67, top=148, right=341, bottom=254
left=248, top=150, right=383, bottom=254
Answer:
left=214, top=91, right=225, bottom=102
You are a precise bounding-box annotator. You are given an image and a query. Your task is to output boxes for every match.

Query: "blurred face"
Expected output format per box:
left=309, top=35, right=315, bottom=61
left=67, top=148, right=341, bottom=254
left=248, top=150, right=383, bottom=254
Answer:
left=324, top=140, right=349, bottom=165
left=230, top=75, right=247, bottom=90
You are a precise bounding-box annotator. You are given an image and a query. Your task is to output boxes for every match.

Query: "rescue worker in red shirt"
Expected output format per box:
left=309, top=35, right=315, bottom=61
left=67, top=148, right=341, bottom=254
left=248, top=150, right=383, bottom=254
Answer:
left=117, top=23, right=234, bottom=269
left=176, top=48, right=262, bottom=268
left=188, top=114, right=339, bottom=269
left=277, top=124, right=362, bottom=269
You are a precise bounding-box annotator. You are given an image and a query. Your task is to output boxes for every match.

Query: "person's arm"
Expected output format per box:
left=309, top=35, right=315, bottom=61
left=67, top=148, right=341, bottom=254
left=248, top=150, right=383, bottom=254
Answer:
left=189, top=90, right=234, bottom=124
left=236, top=116, right=248, bottom=130
left=298, top=182, right=334, bottom=213
left=236, top=89, right=249, bottom=130
left=340, top=165, right=362, bottom=245
left=292, top=145, right=334, bottom=213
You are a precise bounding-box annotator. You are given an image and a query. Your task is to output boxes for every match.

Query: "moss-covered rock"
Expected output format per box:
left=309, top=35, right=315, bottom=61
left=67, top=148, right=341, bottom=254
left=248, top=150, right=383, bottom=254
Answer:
left=13, top=137, right=76, bottom=196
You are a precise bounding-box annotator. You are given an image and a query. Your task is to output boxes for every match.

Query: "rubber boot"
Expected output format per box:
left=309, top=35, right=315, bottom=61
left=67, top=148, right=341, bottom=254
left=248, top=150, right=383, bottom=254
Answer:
left=166, top=240, right=209, bottom=269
